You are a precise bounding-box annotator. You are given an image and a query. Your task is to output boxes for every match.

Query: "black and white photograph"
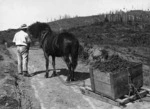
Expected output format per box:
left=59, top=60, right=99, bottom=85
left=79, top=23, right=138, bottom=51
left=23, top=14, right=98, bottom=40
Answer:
left=0, top=0, right=150, bottom=109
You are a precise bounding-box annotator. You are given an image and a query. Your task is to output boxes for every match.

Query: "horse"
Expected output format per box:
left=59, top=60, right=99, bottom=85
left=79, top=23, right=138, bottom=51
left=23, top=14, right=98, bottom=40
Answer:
left=28, top=22, right=79, bottom=82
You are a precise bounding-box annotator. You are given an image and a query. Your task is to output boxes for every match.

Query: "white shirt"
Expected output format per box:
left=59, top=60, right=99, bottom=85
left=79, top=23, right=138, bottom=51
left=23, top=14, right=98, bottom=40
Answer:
left=13, top=30, right=31, bottom=46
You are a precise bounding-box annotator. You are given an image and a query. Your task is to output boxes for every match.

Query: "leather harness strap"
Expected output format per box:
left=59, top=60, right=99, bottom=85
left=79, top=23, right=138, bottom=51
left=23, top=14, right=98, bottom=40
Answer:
left=40, top=30, right=49, bottom=47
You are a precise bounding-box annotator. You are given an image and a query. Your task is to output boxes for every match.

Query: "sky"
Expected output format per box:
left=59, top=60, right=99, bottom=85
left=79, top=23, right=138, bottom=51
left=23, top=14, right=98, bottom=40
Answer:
left=0, top=0, right=150, bottom=30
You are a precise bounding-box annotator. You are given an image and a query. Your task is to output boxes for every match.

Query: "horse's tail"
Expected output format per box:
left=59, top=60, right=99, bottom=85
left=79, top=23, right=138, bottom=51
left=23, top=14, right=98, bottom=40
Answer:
left=71, top=39, right=79, bottom=70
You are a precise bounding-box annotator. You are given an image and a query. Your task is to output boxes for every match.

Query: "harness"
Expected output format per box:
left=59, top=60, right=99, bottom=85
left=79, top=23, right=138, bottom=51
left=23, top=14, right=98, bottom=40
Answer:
left=40, top=30, right=49, bottom=48
left=127, top=68, right=143, bottom=102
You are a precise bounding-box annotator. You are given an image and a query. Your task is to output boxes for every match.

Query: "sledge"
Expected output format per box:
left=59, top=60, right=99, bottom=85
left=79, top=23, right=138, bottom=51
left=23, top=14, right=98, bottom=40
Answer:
left=80, top=63, right=150, bottom=106
left=80, top=86, right=149, bottom=106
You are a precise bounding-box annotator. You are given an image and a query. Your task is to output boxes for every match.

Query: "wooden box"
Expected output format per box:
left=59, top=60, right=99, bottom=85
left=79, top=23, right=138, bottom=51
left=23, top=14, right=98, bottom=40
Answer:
left=90, top=64, right=143, bottom=100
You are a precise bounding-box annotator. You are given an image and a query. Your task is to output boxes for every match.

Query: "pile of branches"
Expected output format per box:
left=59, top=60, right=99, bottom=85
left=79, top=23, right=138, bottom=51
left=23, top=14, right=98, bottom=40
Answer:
left=92, top=55, right=136, bottom=73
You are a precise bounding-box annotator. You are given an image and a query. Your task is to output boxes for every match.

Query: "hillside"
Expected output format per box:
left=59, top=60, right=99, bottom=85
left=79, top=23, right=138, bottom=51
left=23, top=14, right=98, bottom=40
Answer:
left=1, top=10, right=150, bottom=45
left=48, top=15, right=103, bottom=31
left=0, top=10, right=150, bottom=64
left=48, top=10, right=150, bottom=31
left=69, top=21, right=150, bottom=47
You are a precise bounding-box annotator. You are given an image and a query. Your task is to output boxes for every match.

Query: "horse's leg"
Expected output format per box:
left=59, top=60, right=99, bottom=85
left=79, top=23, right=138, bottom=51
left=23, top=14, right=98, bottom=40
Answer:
left=70, top=43, right=79, bottom=81
left=70, top=62, right=77, bottom=81
left=70, top=55, right=78, bottom=81
left=63, top=56, right=72, bottom=82
left=50, top=56, right=57, bottom=77
left=71, top=63, right=77, bottom=81
left=44, top=53, right=49, bottom=78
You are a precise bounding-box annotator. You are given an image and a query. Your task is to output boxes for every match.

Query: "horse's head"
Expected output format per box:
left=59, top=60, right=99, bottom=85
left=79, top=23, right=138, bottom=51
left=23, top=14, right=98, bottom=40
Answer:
left=27, top=22, right=52, bottom=39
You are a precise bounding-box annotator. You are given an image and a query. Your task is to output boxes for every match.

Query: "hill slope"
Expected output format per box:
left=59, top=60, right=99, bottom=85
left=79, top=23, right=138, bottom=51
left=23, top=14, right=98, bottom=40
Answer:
left=1, top=10, right=150, bottom=46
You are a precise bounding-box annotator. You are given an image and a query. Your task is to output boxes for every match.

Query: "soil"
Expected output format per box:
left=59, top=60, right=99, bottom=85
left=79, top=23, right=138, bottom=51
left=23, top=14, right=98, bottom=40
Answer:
left=0, top=45, right=20, bottom=109
left=0, top=45, right=41, bottom=109
left=6, top=46, right=150, bottom=109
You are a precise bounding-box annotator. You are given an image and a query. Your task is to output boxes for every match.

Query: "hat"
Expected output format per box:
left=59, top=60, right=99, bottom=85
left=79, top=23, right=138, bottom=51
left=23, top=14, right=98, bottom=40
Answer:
left=19, top=24, right=28, bottom=29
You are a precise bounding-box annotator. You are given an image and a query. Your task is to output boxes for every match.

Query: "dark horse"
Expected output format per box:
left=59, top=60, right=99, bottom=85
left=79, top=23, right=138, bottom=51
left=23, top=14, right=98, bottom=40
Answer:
left=28, top=22, right=79, bottom=81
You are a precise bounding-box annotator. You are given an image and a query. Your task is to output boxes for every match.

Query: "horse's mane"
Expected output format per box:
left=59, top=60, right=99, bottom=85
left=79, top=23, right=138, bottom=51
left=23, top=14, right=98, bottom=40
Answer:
left=28, top=22, right=52, bottom=38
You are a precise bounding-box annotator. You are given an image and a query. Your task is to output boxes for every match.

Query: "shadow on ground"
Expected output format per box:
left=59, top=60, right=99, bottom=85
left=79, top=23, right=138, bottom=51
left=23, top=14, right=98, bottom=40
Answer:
left=31, top=68, right=90, bottom=81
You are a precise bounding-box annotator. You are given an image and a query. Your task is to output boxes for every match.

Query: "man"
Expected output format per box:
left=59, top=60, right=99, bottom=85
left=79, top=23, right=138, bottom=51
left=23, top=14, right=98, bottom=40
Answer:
left=13, top=24, right=31, bottom=77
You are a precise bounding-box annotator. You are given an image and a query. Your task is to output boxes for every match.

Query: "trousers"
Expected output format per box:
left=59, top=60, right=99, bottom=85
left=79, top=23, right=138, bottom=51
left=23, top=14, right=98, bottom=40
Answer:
left=16, top=46, right=29, bottom=74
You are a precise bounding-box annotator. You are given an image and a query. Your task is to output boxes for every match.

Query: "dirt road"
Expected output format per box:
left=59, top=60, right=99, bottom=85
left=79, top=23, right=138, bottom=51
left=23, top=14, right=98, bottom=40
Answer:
left=9, top=47, right=150, bottom=109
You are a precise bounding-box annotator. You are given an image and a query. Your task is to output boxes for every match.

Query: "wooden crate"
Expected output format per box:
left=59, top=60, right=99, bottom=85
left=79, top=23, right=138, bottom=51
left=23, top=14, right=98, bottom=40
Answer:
left=89, top=64, right=143, bottom=100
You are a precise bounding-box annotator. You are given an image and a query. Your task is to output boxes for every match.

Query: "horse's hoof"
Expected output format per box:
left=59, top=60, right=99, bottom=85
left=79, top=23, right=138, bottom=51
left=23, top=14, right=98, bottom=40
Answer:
left=45, top=74, right=49, bottom=78
left=50, top=73, right=57, bottom=78
left=70, top=78, right=76, bottom=81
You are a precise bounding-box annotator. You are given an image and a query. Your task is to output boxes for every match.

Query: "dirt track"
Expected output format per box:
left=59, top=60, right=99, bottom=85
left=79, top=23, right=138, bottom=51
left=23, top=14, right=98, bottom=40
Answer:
left=9, top=46, right=150, bottom=109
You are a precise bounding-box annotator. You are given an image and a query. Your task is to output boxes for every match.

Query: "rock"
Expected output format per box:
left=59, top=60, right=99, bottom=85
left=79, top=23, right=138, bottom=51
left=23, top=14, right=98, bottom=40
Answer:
left=93, top=48, right=102, bottom=57
left=88, top=45, right=109, bottom=62
left=88, top=46, right=102, bottom=60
